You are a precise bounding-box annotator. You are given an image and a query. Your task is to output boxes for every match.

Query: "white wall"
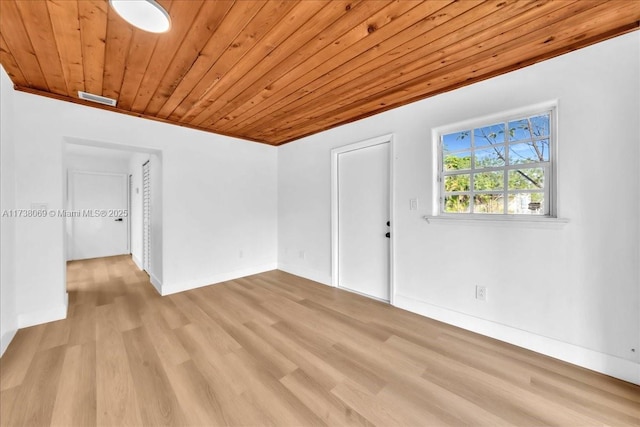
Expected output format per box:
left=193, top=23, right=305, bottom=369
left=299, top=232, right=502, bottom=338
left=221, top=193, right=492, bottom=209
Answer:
left=65, top=146, right=132, bottom=174
left=278, top=32, right=640, bottom=384
left=7, top=86, right=278, bottom=330
left=0, top=66, right=18, bottom=356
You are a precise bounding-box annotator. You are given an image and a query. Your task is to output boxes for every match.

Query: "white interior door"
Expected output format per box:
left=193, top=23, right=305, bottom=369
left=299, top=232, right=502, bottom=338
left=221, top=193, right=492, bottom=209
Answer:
left=337, top=141, right=390, bottom=301
left=72, top=172, right=128, bottom=260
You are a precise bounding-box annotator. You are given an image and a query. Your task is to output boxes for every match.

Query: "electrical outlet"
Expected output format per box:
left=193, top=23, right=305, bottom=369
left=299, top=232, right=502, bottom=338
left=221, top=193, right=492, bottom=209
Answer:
left=409, top=198, right=418, bottom=210
left=476, top=285, right=487, bottom=301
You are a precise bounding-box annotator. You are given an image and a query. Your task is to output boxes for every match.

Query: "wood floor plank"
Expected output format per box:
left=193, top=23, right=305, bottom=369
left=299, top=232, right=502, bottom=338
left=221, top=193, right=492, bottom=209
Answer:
left=2, top=346, right=66, bottom=426
left=224, top=348, right=327, bottom=426
left=50, top=343, right=96, bottom=427
left=171, top=295, right=243, bottom=355
left=36, top=319, right=70, bottom=351
left=161, top=359, right=228, bottom=427
left=1, top=255, right=638, bottom=426
left=331, top=381, right=414, bottom=427
left=139, top=310, right=190, bottom=368
left=185, top=350, right=271, bottom=426
left=67, top=302, right=96, bottom=346
left=280, top=368, right=374, bottom=427
left=0, top=385, right=20, bottom=425
left=244, top=320, right=347, bottom=392
left=95, top=302, right=143, bottom=427
left=0, top=325, right=45, bottom=391
left=121, top=326, right=187, bottom=426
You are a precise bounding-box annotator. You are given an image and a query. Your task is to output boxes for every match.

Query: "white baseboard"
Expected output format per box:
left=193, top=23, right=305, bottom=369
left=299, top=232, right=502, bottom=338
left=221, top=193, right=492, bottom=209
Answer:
left=150, top=273, right=162, bottom=295
left=161, top=263, right=278, bottom=296
left=0, top=328, right=18, bottom=357
left=17, top=292, right=69, bottom=329
left=131, top=254, right=143, bottom=270
left=277, top=262, right=332, bottom=287
left=394, top=294, right=640, bottom=385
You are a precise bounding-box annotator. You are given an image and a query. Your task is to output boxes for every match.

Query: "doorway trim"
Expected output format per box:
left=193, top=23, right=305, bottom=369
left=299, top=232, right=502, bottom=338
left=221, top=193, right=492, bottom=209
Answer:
left=331, top=133, right=396, bottom=305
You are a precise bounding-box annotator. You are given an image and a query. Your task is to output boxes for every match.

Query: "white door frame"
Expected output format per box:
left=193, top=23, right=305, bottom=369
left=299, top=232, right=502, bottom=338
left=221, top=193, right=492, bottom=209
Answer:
left=331, top=134, right=395, bottom=305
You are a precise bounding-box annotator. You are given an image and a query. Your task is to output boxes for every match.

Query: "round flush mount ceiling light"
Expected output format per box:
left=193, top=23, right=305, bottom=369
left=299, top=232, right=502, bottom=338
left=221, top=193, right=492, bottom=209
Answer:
left=109, top=0, right=171, bottom=33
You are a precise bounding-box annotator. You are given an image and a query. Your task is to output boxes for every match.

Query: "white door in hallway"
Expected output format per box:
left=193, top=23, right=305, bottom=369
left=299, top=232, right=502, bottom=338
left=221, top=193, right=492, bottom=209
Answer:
left=336, top=140, right=390, bottom=301
left=71, top=171, right=128, bottom=260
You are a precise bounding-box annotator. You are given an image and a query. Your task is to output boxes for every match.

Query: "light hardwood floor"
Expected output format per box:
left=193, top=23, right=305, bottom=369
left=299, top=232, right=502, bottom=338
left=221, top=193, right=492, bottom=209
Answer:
left=1, top=255, right=638, bottom=426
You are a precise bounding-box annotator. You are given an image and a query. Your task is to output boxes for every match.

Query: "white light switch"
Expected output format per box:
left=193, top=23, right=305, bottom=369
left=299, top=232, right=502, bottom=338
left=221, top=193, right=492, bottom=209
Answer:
left=409, top=198, right=418, bottom=210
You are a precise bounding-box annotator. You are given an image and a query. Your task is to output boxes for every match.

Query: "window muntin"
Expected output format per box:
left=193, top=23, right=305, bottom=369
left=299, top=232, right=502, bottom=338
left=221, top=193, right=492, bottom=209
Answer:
left=439, top=110, right=553, bottom=216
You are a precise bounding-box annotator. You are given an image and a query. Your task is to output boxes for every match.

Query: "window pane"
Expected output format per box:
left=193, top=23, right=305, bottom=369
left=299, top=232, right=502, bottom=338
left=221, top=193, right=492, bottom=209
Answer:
left=443, top=152, right=471, bottom=171
left=508, top=168, right=544, bottom=190
left=473, top=194, right=504, bottom=214
left=509, top=140, right=549, bottom=164
left=508, top=193, right=545, bottom=214
left=474, top=123, right=505, bottom=147
left=442, top=131, right=471, bottom=152
left=444, top=195, right=470, bottom=213
left=508, top=118, right=531, bottom=141
left=529, top=113, right=550, bottom=137
left=475, top=147, right=506, bottom=168
left=473, top=171, right=504, bottom=191
left=444, top=174, right=470, bottom=192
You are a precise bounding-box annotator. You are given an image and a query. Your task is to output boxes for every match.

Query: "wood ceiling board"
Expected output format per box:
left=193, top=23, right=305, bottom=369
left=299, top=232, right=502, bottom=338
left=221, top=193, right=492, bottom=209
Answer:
left=142, top=0, right=234, bottom=115
left=15, top=0, right=68, bottom=95
left=115, top=27, right=161, bottom=110
left=154, top=0, right=267, bottom=119
left=253, top=0, right=635, bottom=142
left=170, top=0, right=303, bottom=123
left=129, top=0, right=205, bottom=112
left=243, top=0, right=559, bottom=136
left=250, top=0, right=583, bottom=139
left=268, top=6, right=639, bottom=145
left=190, top=0, right=403, bottom=128
left=181, top=0, right=369, bottom=126
left=77, top=0, right=107, bottom=96
left=0, top=33, right=27, bottom=85
left=214, top=0, right=463, bottom=134
left=201, top=0, right=427, bottom=131
left=1, top=0, right=638, bottom=145
left=0, top=1, right=49, bottom=91
left=47, top=0, right=84, bottom=96
left=224, top=0, right=492, bottom=136
left=102, top=5, right=133, bottom=101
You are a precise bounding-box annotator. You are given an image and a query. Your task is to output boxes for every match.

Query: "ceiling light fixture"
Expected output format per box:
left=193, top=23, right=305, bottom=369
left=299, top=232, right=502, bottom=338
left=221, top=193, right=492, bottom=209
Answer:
left=109, top=0, right=171, bottom=33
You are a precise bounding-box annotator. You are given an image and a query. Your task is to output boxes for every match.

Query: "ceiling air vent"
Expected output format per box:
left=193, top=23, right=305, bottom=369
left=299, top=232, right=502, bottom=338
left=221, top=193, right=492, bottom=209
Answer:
left=78, top=91, right=117, bottom=107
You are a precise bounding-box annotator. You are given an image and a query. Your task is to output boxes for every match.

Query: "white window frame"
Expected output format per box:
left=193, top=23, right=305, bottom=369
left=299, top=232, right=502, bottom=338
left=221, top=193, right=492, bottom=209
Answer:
left=431, top=102, right=559, bottom=220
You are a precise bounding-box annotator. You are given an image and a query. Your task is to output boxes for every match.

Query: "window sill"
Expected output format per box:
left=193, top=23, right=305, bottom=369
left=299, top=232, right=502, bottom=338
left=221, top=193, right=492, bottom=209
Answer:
left=423, top=215, right=570, bottom=229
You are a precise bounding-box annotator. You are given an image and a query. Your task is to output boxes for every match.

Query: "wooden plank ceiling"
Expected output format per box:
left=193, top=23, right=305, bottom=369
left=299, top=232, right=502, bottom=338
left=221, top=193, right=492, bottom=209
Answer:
left=0, top=1, right=638, bottom=145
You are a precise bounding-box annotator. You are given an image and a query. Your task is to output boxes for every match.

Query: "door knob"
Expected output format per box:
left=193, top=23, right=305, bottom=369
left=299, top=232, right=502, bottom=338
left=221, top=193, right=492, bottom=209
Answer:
left=115, top=218, right=123, bottom=222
